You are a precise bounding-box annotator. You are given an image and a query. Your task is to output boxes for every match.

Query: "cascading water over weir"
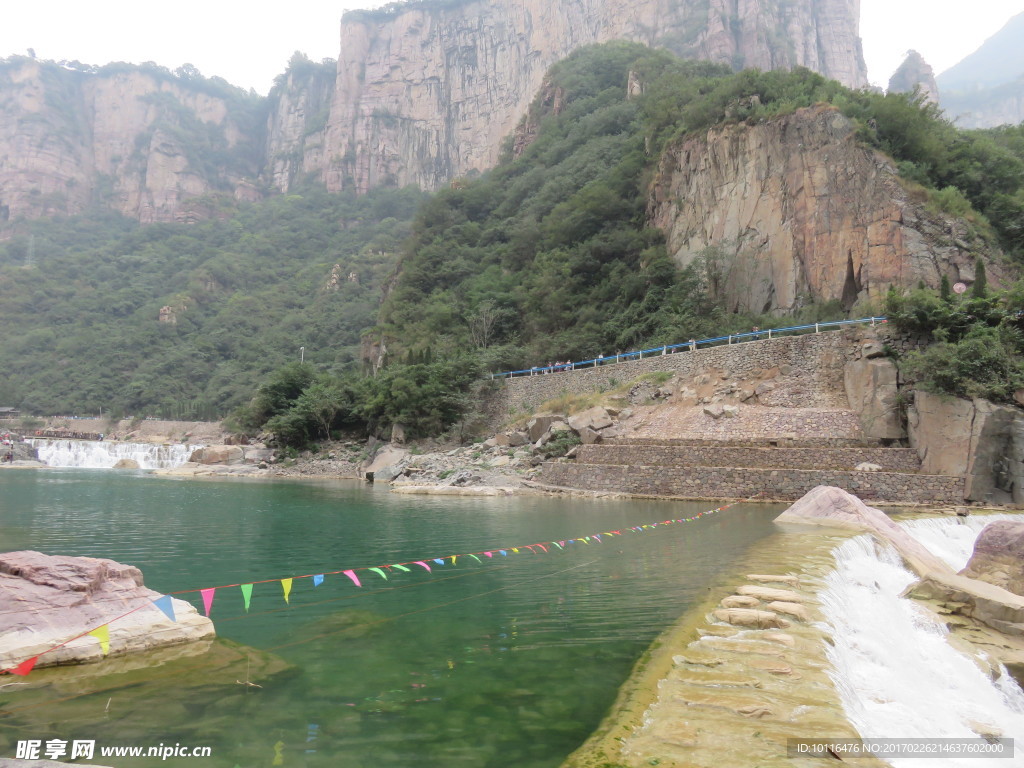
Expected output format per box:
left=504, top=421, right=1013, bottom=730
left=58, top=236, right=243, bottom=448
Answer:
left=818, top=515, right=1024, bottom=767
left=28, top=439, right=199, bottom=469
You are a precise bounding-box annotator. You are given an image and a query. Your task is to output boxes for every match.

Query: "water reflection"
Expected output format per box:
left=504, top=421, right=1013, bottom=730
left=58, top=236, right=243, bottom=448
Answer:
left=0, top=471, right=784, bottom=767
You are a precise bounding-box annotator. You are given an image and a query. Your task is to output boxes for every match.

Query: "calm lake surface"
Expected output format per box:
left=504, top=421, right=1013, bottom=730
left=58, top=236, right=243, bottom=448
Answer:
left=0, top=470, right=784, bottom=767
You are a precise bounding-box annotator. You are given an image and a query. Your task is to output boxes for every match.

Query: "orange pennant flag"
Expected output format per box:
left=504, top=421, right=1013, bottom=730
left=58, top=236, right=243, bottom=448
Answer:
left=89, top=625, right=110, bottom=656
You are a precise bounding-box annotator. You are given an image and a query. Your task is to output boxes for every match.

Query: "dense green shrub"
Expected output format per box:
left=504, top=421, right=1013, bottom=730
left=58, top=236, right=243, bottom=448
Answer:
left=885, top=283, right=1024, bottom=404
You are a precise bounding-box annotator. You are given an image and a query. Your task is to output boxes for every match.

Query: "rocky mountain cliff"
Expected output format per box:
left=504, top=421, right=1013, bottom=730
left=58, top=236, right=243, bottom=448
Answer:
left=0, top=0, right=866, bottom=223
left=297, top=0, right=866, bottom=193
left=649, top=105, right=1004, bottom=314
left=0, top=60, right=263, bottom=224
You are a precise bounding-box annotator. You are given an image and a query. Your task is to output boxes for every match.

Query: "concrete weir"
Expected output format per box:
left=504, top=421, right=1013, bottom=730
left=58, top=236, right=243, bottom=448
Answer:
left=562, top=522, right=885, bottom=768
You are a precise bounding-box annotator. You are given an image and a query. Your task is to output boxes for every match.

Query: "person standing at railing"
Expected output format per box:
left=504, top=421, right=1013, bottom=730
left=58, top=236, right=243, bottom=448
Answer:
left=688, top=339, right=696, bottom=352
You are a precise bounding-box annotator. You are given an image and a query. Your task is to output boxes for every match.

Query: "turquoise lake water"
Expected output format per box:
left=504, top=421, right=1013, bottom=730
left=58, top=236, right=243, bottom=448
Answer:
left=0, top=470, right=784, bottom=767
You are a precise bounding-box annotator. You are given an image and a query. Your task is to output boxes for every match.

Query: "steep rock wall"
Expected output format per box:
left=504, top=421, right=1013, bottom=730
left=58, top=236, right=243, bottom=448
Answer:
left=303, top=0, right=866, bottom=193
left=0, top=61, right=261, bottom=223
left=648, top=105, right=1004, bottom=314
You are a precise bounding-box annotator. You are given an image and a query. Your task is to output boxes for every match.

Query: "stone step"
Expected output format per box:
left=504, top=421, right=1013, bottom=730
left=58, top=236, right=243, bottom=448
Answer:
left=538, top=462, right=964, bottom=504
left=577, top=444, right=921, bottom=473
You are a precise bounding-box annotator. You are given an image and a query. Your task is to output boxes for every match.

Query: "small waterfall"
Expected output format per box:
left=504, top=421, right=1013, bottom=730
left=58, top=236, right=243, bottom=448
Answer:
left=28, top=439, right=200, bottom=469
left=819, top=518, right=1024, bottom=767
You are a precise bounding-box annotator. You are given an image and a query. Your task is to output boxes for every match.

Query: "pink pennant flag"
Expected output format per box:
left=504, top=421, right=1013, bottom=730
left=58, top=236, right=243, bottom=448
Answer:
left=343, top=570, right=362, bottom=587
left=6, top=655, right=39, bottom=676
left=414, top=561, right=431, bottom=572
left=201, top=587, right=216, bottom=616
left=281, top=578, right=293, bottom=604
left=484, top=551, right=493, bottom=558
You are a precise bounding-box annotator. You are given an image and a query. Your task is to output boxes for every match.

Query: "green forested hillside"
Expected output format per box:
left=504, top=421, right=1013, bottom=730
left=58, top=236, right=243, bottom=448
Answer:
left=0, top=187, right=423, bottom=418
left=375, top=43, right=1024, bottom=373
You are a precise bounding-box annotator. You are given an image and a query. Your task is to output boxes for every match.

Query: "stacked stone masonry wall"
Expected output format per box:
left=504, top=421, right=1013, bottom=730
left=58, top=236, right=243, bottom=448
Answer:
left=482, top=331, right=851, bottom=425
left=625, top=406, right=863, bottom=441
left=608, top=437, right=870, bottom=447
left=577, top=444, right=921, bottom=472
left=539, top=462, right=964, bottom=504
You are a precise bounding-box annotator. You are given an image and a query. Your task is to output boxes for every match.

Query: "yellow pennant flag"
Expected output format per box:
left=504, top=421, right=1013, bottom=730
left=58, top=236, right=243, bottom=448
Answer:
left=88, top=625, right=110, bottom=656
left=281, top=578, right=293, bottom=604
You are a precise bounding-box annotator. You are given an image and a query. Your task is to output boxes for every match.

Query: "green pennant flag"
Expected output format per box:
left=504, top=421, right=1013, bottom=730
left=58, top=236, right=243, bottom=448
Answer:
left=369, top=567, right=388, bottom=580
left=240, top=583, right=253, bottom=612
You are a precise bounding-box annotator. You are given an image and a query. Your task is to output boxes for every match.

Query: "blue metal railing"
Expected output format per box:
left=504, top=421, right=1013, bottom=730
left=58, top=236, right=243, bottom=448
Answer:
left=489, top=316, right=887, bottom=379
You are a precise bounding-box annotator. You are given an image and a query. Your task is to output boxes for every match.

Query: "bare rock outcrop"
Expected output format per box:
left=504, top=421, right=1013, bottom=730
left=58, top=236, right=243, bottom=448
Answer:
left=0, top=551, right=214, bottom=671
left=649, top=105, right=1004, bottom=315
left=959, top=520, right=1024, bottom=597
left=908, top=391, right=1024, bottom=503
left=188, top=445, right=245, bottom=465
left=887, top=50, right=939, bottom=105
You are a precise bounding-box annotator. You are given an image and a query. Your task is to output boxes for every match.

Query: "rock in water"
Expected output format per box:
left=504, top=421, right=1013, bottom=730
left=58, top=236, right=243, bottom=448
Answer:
left=960, top=521, right=1024, bottom=597
left=0, top=551, right=214, bottom=670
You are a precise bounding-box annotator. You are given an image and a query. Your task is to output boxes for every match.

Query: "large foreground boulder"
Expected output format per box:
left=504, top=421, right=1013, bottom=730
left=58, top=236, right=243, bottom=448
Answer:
left=188, top=445, right=244, bottom=465
left=959, top=520, right=1024, bottom=597
left=0, top=551, right=214, bottom=671
left=362, top=445, right=409, bottom=482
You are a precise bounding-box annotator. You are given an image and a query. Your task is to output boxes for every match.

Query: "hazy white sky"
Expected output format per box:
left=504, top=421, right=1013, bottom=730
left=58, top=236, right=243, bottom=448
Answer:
left=2, top=0, right=1020, bottom=94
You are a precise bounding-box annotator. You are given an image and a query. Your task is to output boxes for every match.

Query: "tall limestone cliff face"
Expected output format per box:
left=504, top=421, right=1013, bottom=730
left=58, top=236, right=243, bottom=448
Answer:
left=0, top=60, right=261, bottom=224
left=648, top=105, right=1003, bottom=315
left=301, top=0, right=866, bottom=193
left=263, top=62, right=337, bottom=191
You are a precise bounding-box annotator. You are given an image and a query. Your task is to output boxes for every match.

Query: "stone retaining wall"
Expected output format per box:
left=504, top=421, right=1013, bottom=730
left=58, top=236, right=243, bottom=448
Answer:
left=626, top=405, right=864, bottom=442
left=482, top=331, right=854, bottom=424
left=576, top=444, right=921, bottom=472
left=607, top=437, right=871, bottom=447
left=539, top=462, right=964, bottom=503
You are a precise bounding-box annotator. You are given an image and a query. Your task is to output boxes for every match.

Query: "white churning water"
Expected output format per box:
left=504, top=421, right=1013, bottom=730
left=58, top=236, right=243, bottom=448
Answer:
left=28, top=439, right=200, bottom=469
left=818, top=515, right=1024, bottom=768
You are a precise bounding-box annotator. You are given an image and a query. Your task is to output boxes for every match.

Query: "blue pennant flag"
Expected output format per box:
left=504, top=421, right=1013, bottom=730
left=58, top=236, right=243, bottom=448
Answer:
left=152, top=595, right=176, bottom=622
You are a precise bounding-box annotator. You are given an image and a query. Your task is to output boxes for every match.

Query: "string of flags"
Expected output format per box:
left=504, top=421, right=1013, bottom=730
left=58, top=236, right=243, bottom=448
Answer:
left=1, top=495, right=758, bottom=677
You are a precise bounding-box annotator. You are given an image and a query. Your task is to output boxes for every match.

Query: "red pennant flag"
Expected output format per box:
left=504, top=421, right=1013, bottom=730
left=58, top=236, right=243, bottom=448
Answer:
left=7, top=655, right=39, bottom=676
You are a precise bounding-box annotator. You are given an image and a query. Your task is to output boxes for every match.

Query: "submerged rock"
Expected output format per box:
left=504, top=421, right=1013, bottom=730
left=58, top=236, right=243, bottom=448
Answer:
left=0, top=551, right=214, bottom=671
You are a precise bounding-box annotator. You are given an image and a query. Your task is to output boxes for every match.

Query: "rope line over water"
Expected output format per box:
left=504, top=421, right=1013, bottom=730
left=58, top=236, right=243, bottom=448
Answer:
left=0, top=494, right=761, bottom=676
